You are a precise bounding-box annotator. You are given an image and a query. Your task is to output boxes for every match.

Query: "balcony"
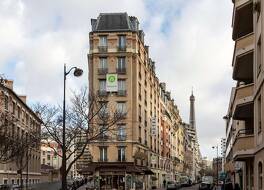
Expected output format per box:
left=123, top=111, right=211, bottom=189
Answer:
left=98, top=158, right=108, bottom=162
left=117, top=46, right=126, bottom=52
left=98, top=135, right=109, bottom=141
left=98, top=68, right=108, bottom=75
left=98, top=90, right=107, bottom=97
left=116, top=68, right=126, bottom=74
left=233, top=129, right=254, bottom=161
left=233, top=83, right=254, bottom=120
left=117, top=135, right=127, bottom=141
left=117, top=90, right=127, bottom=96
left=232, top=34, right=254, bottom=83
left=232, top=1, right=253, bottom=40
left=98, top=46, right=108, bottom=53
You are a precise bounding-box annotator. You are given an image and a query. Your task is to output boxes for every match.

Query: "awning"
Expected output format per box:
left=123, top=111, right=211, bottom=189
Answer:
left=141, top=166, right=154, bottom=175
left=78, top=162, right=146, bottom=174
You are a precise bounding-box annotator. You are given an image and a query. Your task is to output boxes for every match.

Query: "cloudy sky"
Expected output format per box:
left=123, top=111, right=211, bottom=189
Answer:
left=0, top=0, right=235, bottom=159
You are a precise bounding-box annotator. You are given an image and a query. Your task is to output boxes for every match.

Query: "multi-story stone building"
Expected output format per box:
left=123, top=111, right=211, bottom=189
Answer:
left=41, top=141, right=62, bottom=169
left=80, top=12, right=185, bottom=189
left=0, top=80, right=41, bottom=186
left=225, top=0, right=264, bottom=189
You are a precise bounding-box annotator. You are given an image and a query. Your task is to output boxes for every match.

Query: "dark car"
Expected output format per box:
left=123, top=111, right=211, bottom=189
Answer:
left=180, top=176, right=192, bottom=187
left=199, top=176, right=214, bottom=190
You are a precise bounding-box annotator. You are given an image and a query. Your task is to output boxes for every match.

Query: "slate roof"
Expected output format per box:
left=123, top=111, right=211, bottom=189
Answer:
left=91, top=13, right=138, bottom=32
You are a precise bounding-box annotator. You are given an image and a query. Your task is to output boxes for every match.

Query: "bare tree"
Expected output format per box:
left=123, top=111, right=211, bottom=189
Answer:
left=33, top=87, right=126, bottom=189
left=0, top=111, right=19, bottom=163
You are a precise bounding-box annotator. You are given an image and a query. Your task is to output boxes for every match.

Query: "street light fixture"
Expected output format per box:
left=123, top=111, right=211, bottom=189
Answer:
left=212, top=145, right=219, bottom=187
left=61, top=64, right=83, bottom=190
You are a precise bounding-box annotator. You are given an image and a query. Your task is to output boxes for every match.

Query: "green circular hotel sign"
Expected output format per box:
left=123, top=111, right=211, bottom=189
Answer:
left=108, top=75, right=116, bottom=83
left=106, top=74, right=118, bottom=92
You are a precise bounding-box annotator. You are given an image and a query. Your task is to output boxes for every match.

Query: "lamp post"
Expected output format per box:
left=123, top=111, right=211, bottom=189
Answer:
left=212, top=145, right=219, bottom=187
left=61, top=64, right=83, bottom=190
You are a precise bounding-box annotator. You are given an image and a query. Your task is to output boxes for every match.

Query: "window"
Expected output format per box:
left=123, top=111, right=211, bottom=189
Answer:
left=117, top=57, right=126, bottom=70
left=98, top=102, right=108, bottom=118
left=99, top=125, right=107, bottom=139
left=12, top=102, right=15, bottom=114
left=99, top=36, right=107, bottom=46
left=4, top=95, right=8, bottom=110
left=118, top=80, right=125, bottom=91
left=117, top=124, right=126, bottom=140
left=99, top=80, right=106, bottom=91
left=42, top=151, right=45, bottom=156
left=17, top=106, right=21, bottom=119
left=118, top=147, right=126, bottom=161
left=42, top=158, right=45, bottom=165
left=47, top=155, right=50, bottom=160
left=99, top=57, right=108, bottom=69
left=118, top=35, right=126, bottom=47
left=139, top=126, right=142, bottom=141
left=258, top=95, right=262, bottom=133
left=257, top=36, right=262, bottom=76
left=117, top=102, right=126, bottom=114
left=138, top=83, right=141, bottom=100
left=3, top=179, right=8, bottom=184
left=99, top=147, right=108, bottom=161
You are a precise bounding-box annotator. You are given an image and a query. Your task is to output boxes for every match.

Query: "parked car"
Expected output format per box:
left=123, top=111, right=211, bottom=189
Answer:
left=166, top=181, right=180, bottom=190
left=199, top=176, right=214, bottom=190
left=180, top=176, right=192, bottom=187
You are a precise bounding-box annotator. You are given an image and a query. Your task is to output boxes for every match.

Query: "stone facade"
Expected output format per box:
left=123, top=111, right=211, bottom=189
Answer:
left=225, top=0, right=264, bottom=189
left=0, top=80, right=42, bottom=186
left=82, top=13, right=188, bottom=189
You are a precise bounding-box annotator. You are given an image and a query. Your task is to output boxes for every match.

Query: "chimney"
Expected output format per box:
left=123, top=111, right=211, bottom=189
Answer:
left=160, top=83, right=166, bottom=90
left=19, top=95, right=27, bottom=104
left=4, top=80, right=14, bottom=90
left=129, top=16, right=139, bottom=31
left=144, top=46, right=149, bottom=54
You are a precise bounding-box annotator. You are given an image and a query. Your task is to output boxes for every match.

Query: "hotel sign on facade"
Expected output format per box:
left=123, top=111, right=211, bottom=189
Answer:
left=106, top=74, right=118, bottom=92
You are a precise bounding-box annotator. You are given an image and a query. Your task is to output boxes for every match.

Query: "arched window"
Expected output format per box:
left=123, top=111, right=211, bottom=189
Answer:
left=259, top=162, right=263, bottom=189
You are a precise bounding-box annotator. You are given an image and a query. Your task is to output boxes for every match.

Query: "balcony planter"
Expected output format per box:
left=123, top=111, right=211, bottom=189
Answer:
left=117, top=46, right=126, bottom=52
left=117, top=90, right=127, bottom=96
left=98, top=46, right=108, bottom=53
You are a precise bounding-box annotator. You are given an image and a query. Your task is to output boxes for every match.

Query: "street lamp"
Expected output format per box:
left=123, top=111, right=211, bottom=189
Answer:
left=212, top=145, right=219, bottom=187
left=61, top=64, right=83, bottom=190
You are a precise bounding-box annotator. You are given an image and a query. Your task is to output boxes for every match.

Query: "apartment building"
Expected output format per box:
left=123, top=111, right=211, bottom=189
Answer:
left=80, top=12, right=185, bottom=189
left=0, top=80, right=41, bottom=186
left=225, top=0, right=263, bottom=189
left=41, top=142, right=62, bottom=169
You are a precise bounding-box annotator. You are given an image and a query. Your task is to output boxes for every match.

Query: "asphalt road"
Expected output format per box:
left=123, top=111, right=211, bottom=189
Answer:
left=180, top=184, right=200, bottom=190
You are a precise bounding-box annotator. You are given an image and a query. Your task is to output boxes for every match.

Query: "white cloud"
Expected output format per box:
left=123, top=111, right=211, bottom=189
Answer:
left=0, top=0, right=234, bottom=159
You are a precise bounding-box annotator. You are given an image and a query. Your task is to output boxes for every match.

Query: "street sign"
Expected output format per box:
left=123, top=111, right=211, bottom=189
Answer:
left=106, top=74, right=118, bottom=92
